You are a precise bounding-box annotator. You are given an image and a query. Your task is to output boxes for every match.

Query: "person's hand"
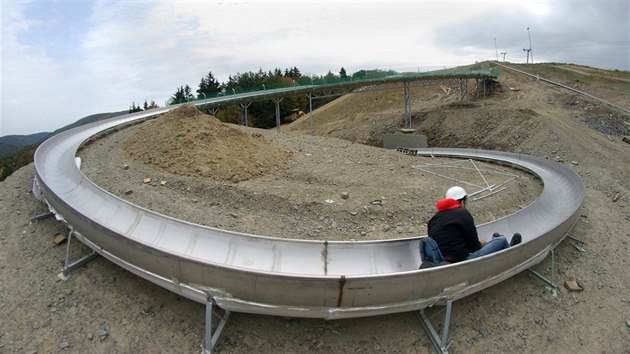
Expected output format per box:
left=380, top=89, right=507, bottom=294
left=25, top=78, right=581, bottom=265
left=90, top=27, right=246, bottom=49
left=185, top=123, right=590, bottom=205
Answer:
left=480, top=239, right=487, bottom=246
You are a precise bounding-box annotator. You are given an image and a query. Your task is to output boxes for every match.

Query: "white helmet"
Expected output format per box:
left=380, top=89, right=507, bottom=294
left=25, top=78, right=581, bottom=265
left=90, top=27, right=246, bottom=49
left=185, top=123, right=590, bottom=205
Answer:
left=445, top=186, right=467, bottom=200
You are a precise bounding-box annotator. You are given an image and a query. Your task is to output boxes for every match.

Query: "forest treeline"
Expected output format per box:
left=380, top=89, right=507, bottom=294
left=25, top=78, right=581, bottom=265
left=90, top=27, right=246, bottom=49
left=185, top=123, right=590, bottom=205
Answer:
left=129, top=66, right=397, bottom=128
left=0, top=144, right=37, bottom=181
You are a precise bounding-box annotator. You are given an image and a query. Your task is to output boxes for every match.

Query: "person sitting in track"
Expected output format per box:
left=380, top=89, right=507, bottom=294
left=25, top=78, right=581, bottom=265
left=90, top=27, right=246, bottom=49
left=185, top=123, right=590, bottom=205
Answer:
left=427, top=186, right=521, bottom=263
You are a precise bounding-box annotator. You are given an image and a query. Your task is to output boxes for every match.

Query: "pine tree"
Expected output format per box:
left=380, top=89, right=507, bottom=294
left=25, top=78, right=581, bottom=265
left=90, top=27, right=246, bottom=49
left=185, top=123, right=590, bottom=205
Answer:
left=340, top=67, right=348, bottom=79
left=184, top=84, right=193, bottom=100
left=197, top=71, right=221, bottom=98
left=292, top=66, right=301, bottom=78
left=324, top=71, right=336, bottom=81
left=129, top=102, right=143, bottom=113
left=171, top=86, right=187, bottom=104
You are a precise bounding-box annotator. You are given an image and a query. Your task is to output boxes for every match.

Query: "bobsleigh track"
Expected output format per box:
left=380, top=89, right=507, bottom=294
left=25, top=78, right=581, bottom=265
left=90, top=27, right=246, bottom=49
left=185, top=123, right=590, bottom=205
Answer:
left=32, top=71, right=585, bottom=350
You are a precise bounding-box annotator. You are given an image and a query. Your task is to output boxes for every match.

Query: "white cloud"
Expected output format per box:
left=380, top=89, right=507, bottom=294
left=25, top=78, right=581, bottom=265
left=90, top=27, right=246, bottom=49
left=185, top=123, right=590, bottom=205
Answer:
left=2, top=2, right=62, bottom=135
left=1, top=0, right=628, bottom=136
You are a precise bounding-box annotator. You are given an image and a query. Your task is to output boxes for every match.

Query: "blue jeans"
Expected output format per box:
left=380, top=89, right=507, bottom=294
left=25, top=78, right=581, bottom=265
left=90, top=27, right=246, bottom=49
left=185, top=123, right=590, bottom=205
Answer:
left=467, top=236, right=509, bottom=260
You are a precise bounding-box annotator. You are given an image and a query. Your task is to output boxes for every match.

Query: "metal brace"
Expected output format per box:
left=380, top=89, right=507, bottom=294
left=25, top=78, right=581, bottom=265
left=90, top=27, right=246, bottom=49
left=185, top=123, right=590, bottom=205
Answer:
left=528, top=248, right=557, bottom=289
left=528, top=232, right=587, bottom=288
left=58, top=228, right=98, bottom=280
left=29, top=211, right=54, bottom=223
left=203, top=297, right=232, bottom=354
left=567, top=234, right=585, bottom=244
left=415, top=300, right=453, bottom=354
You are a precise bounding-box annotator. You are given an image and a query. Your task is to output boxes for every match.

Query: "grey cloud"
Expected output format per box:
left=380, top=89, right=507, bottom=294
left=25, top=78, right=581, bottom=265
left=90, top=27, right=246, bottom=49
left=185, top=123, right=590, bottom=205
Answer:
left=433, top=2, right=628, bottom=70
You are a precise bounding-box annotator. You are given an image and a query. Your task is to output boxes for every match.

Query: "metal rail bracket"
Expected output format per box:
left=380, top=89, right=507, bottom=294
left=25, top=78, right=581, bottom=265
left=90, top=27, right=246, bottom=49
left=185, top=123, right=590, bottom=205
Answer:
left=57, top=228, right=98, bottom=280
left=528, top=231, right=586, bottom=289
left=415, top=300, right=453, bottom=354
left=29, top=211, right=54, bottom=224
left=527, top=248, right=557, bottom=289
left=203, top=297, right=232, bottom=354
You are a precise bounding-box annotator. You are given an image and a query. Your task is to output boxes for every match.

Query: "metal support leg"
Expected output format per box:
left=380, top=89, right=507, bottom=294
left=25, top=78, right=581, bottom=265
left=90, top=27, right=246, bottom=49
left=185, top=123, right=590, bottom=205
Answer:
left=29, top=212, right=54, bottom=223
left=403, top=81, right=411, bottom=128
left=204, top=297, right=231, bottom=354
left=465, top=79, right=468, bottom=100
left=566, top=234, right=586, bottom=252
left=528, top=248, right=557, bottom=288
left=209, top=107, right=220, bottom=116
left=567, top=234, right=585, bottom=244
left=475, top=79, right=479, bottom=98
left=307, top=93, right=313, bottom=134
left=481, top=79, right=486, bottom=99
left=529, top=230, right=585, bottom=289
left=273, top=98, right=284, bottom=132
left=239, top=103, right=251, bottom=127
left=415, top=300, right=453, bottom=354
left=58, top=228, right=98, bottom=280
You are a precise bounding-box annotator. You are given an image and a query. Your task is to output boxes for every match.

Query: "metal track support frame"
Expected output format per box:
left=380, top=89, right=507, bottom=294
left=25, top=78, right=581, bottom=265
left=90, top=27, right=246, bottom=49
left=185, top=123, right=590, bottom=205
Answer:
left=239, top=102, right=251, bottom=127
left=273, top=97, right=284, bottom=132
left=307, top=93, right=313, bottom=134
left=208, top=107, right=220, bottom=116
left=415, top=300, right=453, bottom=354
left=529, top=231, right=585, bottom=289
left=203, top=297, right=232, bottom=354
left=403, top=81, right=412, bottom=128
left=475, top=79, right=479, bottom=98
left=527, top=231, right=581, bottom=289
left=58, top=228, right=98, bottom=280
left=29, top=211, right=54, bottom=223
left=460, top=78, right=469, bottom=100
left=528, top=249, right=557, bottom=288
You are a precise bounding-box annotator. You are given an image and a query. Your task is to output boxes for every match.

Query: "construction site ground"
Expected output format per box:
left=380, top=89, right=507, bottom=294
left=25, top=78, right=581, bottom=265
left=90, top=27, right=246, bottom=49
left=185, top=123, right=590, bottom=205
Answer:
left=0, top=62, right=629, bottom=353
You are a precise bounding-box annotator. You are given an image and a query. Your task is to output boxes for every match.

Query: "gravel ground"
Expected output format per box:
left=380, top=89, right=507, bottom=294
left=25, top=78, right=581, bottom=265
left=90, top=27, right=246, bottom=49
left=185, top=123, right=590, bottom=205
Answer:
left=76, top=106, right=540, bottom=242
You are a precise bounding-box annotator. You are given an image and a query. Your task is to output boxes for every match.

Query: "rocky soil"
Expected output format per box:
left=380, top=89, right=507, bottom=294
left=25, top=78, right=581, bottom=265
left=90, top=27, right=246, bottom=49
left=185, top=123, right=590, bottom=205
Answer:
left=77, top=104, right=540, bottom=242
left=1, top=62, right=629, bottom=353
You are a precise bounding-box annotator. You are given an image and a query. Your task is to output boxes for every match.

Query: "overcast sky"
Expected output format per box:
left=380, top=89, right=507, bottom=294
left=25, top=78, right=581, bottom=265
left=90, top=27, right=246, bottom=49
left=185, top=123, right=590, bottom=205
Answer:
left=1, top=0, right=628, bottom=136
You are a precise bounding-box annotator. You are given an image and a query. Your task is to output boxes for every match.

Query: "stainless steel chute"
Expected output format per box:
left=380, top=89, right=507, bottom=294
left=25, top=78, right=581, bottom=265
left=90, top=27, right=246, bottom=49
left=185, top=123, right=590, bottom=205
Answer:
left=33, top=99, right=584, bottom=320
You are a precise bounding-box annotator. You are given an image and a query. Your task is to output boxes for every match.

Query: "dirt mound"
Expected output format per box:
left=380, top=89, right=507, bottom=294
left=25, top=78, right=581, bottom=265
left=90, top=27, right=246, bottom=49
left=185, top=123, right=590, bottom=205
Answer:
left=123, top=104, right=292, bottom=182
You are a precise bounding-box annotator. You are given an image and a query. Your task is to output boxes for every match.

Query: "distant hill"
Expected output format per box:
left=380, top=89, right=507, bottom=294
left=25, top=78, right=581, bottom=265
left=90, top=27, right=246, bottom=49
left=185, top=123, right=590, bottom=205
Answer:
left=0, top=132, right=51, bottom=158
left=51, top=110, right=128, bottom=135
left=0, top=110, right=128, bottom=159
left=1, top=110, right=129, bottom=180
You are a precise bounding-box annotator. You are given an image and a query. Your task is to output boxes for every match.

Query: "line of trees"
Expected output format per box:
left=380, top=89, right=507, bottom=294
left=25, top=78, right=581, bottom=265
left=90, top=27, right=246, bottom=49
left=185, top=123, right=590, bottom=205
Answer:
left=131, top=65, right=397, bottom=128
left=0, top=144, right=37, bottom=181
left=169, top=66, right=352, bottom=128
left=129, top=99, right=160, bottom=113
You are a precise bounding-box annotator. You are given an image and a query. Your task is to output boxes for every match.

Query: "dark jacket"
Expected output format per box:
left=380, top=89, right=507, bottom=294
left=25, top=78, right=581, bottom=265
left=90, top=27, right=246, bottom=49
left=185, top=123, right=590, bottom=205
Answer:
left=427, top=198, right=481, bottom=263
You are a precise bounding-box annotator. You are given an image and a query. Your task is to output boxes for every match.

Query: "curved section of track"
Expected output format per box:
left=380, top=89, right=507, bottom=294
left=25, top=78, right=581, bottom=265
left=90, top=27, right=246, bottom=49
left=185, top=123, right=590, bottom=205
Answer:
left=33, top=92, right=584, bottom=320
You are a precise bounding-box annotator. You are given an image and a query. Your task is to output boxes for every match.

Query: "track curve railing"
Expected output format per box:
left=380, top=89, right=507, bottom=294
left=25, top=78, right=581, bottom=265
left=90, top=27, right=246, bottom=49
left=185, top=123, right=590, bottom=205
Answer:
left=33, top=79, right=583, bottom=320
